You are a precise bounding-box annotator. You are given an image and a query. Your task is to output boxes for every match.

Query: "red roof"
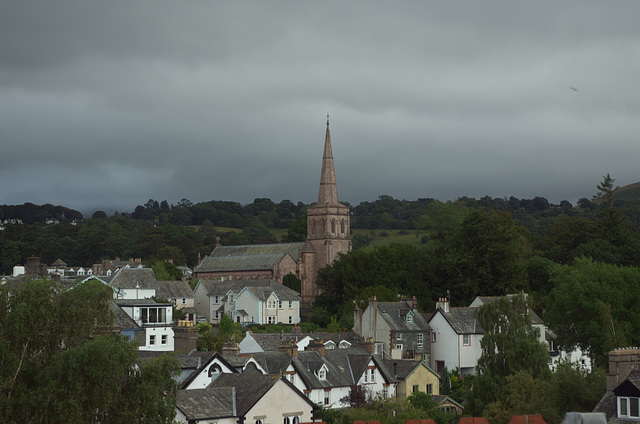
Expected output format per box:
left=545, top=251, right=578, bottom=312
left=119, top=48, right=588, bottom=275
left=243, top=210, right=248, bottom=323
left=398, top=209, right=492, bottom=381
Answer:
left=406, top=420, right=437, bottom=424
left=459, top=418, right=491, bottom=424
left=509, top=415, right=547, bottom=424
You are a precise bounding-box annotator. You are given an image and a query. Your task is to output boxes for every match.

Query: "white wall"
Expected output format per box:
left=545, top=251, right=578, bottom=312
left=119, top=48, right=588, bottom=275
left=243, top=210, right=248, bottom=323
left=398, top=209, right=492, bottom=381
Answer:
left=247, top=379, right=313, bottom=423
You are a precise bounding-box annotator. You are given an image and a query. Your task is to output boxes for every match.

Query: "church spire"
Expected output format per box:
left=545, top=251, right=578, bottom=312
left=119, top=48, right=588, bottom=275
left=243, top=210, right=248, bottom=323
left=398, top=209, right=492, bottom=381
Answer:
left=318, top=115, right=339, bottom=205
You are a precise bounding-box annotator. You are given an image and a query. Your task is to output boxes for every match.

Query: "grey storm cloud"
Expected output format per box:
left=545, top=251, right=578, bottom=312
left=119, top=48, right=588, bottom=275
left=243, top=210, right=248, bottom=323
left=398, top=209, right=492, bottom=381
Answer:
left=2, top=1, right=640, bottom=216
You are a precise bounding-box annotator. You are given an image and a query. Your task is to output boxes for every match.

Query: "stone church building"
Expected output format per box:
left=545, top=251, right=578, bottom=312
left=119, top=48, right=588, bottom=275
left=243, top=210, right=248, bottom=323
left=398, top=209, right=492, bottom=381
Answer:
left=194, top=118, right=351, bottom=303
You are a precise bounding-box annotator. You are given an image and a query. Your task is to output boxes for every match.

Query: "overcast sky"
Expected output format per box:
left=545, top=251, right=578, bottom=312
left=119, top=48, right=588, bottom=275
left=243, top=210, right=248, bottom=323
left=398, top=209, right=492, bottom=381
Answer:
left=2, top=1, right=639, bottom=216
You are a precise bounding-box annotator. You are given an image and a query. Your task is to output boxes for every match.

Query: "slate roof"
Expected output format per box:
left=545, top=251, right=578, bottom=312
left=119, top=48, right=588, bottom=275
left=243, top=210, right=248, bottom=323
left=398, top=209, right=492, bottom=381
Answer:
left=208, top=373, right=280, bottom=416
left=376, top=301, right=431, bottom=333
left=155, top=280, right=194, bottom=299
left=435, top=307, right=483, bottom=334
left=176, top=387, right=236, bottom=421
left=210, top=243, right=306, bottom=259
left=196, top=279, right=301, bottom=301
left=292, top=347, right=397, bottom=390
left=244, top=331, right=360, bottom=353
left=196, top=243, right=306, bottom=273
left=241, top=282, right=301, bottom=301
left=109, top=300, right=139, bottom=329
left=109, top=267, right=159, bottom=290
left=380, top=359, right=436, bottom=381
left=247, top=352, right=292, bottom=375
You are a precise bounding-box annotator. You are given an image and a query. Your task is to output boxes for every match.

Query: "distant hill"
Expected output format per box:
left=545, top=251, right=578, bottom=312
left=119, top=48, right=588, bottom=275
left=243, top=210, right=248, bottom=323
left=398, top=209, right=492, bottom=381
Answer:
left=614, top=182, right=640, bottom=205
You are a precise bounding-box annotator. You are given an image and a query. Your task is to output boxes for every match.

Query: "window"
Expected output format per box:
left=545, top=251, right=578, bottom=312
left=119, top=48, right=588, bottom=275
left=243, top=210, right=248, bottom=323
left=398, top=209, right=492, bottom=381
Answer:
left=406, top=314, right=413, bottom=323
left=268, top=300, right=276, bottom=309
left=181, top=298, right=187, bottom=305
left=436, top=360, right=445, bottom=373
left=267, top=316, right=276, bottom=324
left=149, top=335, right=155, bottom=345
left=396, top=333, right=402, bottom=340
left=426, top=383, right=433, bottom=394
left=364, top=368, right=375, bottom=383
left=288, top=301, right=293, bottom=309
left=324, top=391, right=330, bottom=406
left=619, top=397, right=640, bottom=418
left=432, top=332, right=437, bottom=343
left=395, top=344, right=403, bottom=351
left=256, top=420, right=263, bottom=424
left=318, top=369, right=326, bottom=380
left=141, top=307, right=167, bottom=324
left=412, top=384, right=420, bottom=393
left=278, top=301, right=283, bottom=309
left=161, top=334, right=167, bottom=345
left=288, top=315, right=293, bottom=324
left=214, top=295, right=220, bottom=303
left=463, top=334, right=471, bottom=346
left=382, top=386, right=389, bottom=399
left=417, top=333, right=423, bottom=348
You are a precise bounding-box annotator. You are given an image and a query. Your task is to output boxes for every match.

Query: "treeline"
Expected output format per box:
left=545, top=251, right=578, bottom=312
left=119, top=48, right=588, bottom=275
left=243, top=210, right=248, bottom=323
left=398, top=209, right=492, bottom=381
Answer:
left=2, top=177, right=640, bottom=275
left=0, top=203, right=83, bottom=224
left=313, top=175, right=640, bottom=369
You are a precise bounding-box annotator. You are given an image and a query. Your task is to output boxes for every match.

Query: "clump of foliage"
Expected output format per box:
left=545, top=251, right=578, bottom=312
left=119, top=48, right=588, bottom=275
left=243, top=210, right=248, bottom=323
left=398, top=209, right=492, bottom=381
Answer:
left=0, top=278, right=180, bottom=423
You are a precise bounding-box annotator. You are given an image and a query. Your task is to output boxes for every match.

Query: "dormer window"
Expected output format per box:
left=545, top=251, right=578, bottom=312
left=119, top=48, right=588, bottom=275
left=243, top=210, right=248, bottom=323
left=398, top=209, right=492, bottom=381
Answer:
left=406, top=314, right=413, bottom=323
left=619, top=397, right=640, bottom=418
left=318, top=368, right=327, bottom=380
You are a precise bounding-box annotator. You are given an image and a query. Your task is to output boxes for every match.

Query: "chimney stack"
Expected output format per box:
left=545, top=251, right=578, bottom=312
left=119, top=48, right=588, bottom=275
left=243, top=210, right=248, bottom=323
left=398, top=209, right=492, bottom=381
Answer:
left=436, top=298, right=450, bottom=313
left=306, top=339, right=326, bottom=357
left=279, top=340, right=298, bottom=358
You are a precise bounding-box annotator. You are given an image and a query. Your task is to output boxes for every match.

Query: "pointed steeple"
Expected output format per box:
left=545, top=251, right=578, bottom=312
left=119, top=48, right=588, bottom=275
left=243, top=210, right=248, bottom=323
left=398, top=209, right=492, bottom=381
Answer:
left=318, top=115, right=339, bottom=205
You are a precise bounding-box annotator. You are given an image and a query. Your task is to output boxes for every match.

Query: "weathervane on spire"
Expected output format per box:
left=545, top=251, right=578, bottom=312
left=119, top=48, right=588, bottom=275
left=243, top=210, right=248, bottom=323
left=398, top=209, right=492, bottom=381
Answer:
left=326, top=113, right=330, bottom=125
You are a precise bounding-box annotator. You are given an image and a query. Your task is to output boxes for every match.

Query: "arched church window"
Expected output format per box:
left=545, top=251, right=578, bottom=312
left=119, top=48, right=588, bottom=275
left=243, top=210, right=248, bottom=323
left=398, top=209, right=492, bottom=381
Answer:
left=331, top=219, right=336, bottom=233
left=340, top=219, right=345, bottom=234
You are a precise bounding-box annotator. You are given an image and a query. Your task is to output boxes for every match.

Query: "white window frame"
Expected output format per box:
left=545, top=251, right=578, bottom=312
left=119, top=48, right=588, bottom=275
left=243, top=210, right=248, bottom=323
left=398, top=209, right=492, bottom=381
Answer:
left=463, top=334, right=471, bottom=346
left=267, top=300, right=277, bottom=309
left=278, top=301, right=283, bottom=309
left=288, top=315, right=293, bottom=324
left=161, top=334, right=168, bottom=345
left=318, top=369, right=326, bottom=380
left=619, top=396, right=640, bottom=418
left=149, top=335, right=155, bottom=345
left=267, top=316, right=276, bottom=324
left=288, top=301, right=293, bottom=309
left=406, top=314, right=413, bottom=323
left=417, top=333, right=423, bottom=348
left=324, top=391, right=330, bottom=406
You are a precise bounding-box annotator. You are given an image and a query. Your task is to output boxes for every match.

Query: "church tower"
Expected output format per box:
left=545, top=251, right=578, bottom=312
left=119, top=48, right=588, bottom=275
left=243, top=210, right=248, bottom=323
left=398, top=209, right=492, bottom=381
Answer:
left=301, top=116, right=351, bottom=303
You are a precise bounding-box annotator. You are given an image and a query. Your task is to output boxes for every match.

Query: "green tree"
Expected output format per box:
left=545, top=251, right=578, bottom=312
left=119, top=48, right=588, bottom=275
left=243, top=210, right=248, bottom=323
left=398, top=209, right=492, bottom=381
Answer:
left=470, top=294, right=549, bottom=415
left=0, top=278, right=180, bottom=423
left=282, top=213, right=307, bottom=243
left=545, top=258, right=640, bottom=367
left=283, top=273, right=302, bottom=293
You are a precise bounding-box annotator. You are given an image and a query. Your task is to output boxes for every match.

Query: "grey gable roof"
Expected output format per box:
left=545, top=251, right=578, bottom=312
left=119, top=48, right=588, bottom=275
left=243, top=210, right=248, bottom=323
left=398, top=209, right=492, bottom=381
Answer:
left=176, top=387, right=236, bottom=421
left=245, top=331, right=360, bottom=353
left=208, top=373, right=279, bottom=416
left=381, top=359, right=430, bottom=381
left=246, top=352, right=292, bottom=375
left=436, top=307, right=483, bottom=334
left=196, top=243, right=306, bottom=273
left=292, top=347, right=397, bottom=391
left=109, top=267, right=158, bottom=290
left=109, top=300, right=139, bottom=329
left=197, top=279, right=300, bottom=301
left=376, top=302, right=431, bottom=333
left=155, top=280, right=194, bottom=299
left=210, top=243, right=306, bottom=259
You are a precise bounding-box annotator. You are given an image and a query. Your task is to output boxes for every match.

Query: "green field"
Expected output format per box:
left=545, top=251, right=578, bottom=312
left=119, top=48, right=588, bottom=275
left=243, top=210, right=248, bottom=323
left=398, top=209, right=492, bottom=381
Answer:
left=212, top=226, right=424, bottom=247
